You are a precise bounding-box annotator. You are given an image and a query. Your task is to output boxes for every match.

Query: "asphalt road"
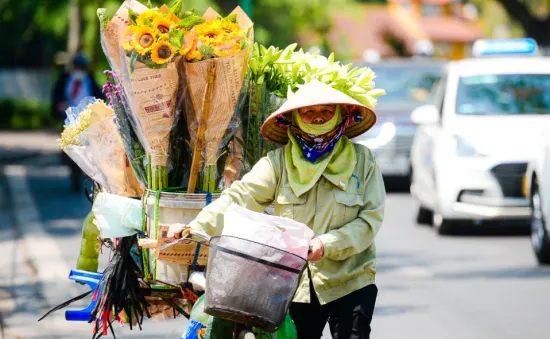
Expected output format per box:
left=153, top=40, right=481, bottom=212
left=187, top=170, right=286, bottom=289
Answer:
left=2, top=154, right=550, bottom=339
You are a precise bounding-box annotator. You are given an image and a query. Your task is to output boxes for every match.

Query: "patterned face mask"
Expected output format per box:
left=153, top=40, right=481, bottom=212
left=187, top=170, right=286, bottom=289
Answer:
left=276, top=106, right=363, bottom=163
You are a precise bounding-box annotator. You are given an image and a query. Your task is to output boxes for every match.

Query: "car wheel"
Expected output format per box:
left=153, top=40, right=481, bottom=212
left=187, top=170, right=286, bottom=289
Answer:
left=530, top=180, right=550, bottom=265
left=432, top=211, right=454, bottom=235
left=414, top=201, right=433, bottom=225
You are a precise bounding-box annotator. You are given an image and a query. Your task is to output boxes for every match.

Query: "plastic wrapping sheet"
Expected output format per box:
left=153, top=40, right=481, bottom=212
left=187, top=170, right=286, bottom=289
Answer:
left=103, top=71, right=148, bottom=186
left=180, top=7, right=253, bottom=192
left=99, top=0, right=190, bottom=190
left=83, top=101, right=144, bottom=197
left=64, top=145, right=109, bottom=188
left=240, top=80, right=285, bottom=173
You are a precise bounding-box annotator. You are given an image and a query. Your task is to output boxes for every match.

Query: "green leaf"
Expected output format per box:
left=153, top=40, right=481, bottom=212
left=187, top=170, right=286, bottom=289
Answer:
left=169, top=0, right=185, bottom=18
left=225, top=13, right=238, bottom=23
left=145, top=58, right=168, bottom=69
left=169, top=29, right=184, bottom=49
left=128, top=9, right=138, bottom=25
left=97, top=8, right=110, bottom=32
left=130, top=51, right=138, bottom=73
left=178, top=15, right=205, bottom=30
left=198, top=44, right=214, bottom=59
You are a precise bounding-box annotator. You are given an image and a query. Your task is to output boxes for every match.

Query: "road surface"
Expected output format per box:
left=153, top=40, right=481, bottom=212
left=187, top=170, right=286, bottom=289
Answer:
left=1, top=152, right=549, bottom=338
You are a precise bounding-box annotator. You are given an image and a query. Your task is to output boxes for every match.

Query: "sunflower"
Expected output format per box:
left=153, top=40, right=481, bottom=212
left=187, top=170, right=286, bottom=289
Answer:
left=186, top=49, right=203, bottom=62
left=122, top=27, right=135, bottom=51
left=179, top=30, right=196, bottom=56
left=137, top=10, right=162, bottom=26
left=132, top=26, right=157, bottom=55
left=151, top=41, right=175, bottom=64
left=152, top=16, right=175, bottom=37
left=194, top=20, right=224, bottom=42
left=213, top=41, right=241, bottom=57
left=218, top=19, right=242, bottom=36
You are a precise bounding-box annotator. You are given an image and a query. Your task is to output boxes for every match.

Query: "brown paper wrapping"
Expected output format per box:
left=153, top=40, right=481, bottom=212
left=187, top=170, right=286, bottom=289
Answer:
left=101, top=0, right=148, bottom=73
left=86, top=102, right=144, bottom=197
left=156, top=224, right=209, bottom=266
left=183, top=7, right=253, bottom=166
left=127, top=59, right=181, bottom=166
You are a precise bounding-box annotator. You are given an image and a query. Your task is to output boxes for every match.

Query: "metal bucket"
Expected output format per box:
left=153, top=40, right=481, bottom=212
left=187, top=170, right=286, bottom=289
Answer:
left=144, top=191, right=220, bottom=286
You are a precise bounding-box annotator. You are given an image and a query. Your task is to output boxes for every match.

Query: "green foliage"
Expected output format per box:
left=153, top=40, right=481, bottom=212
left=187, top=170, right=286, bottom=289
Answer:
left=177, top=15, right=205, bottom=30
left=0, top=99, right=55, bottom=130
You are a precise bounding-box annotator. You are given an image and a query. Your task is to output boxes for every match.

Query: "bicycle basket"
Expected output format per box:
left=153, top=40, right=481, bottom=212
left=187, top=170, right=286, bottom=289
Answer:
left=204, top=236, right=307, bottom=332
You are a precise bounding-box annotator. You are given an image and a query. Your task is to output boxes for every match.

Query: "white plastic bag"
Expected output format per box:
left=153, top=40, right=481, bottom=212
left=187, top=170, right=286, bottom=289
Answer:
left=92, top=192, right=142, bottom=238
left=222, top=203, right=314, bottom=259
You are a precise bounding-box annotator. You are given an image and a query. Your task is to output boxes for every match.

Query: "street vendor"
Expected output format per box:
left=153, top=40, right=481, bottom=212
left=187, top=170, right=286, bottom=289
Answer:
left=169, top=80, right=385, bottom=339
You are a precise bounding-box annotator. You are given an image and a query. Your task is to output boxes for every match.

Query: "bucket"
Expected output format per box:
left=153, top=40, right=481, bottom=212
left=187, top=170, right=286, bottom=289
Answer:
left=144, top=191, right=220, bottom=286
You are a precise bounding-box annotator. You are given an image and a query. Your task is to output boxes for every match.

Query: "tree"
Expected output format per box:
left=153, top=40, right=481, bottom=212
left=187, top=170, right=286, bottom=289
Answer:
left=493, top=0, right=550, bottom=45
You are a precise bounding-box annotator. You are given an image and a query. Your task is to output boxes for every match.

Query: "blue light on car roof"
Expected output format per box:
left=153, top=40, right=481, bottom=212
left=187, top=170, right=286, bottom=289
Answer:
left=472, top=38, right=538, bottom=57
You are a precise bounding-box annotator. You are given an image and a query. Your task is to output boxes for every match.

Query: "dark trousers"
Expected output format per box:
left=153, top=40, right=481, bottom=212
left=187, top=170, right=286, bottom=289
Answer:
left=289, top=284, right=378, bottom=339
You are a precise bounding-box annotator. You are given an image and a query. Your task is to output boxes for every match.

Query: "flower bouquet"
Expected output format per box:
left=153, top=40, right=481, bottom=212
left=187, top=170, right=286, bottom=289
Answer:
left=99, top=0, right=195, bottom=190
left=58, top=97, right=144, bottom=198
left=180, top=7, right=253, bottom=193
left=241, top=43, right=386, bottom=170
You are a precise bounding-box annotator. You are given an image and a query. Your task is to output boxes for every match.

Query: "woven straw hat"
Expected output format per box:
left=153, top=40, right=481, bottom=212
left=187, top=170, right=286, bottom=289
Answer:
left=261, top=81, right=377, bottom=144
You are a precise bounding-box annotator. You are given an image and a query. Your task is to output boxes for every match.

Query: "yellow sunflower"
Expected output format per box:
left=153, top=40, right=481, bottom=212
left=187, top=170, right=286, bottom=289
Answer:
left=179, top=31, right=196, bottom=56
left=213, top=40, right=241, bottom=57
left=194, top=20, right=224, bottom=42
left=132, top=26, right=157, bottom=55
left=186, top=49, right=203, bottom=62
left=218, top=19, right=242, bottom=36
left=137, top=10, right=162, bottom=26
left=122, top=27, right=135, bottom=51
left=152, top=16, right=175, bottom=37
left=151, top=41, right=175, bottom=64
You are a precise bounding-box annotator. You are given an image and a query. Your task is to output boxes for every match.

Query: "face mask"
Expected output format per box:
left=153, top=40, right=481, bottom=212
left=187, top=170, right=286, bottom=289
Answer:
left=292, top=106, right=342, bottom=136
left=72, top=70, right=87, bottom=81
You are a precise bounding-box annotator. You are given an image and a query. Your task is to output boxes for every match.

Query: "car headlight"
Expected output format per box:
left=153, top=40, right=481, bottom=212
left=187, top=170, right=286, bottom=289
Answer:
left=455, top=135, right=485, bottom=157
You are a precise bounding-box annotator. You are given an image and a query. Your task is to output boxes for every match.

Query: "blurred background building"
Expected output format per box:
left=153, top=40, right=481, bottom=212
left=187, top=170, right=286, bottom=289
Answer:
left=0, top=0, right=549, bottom=130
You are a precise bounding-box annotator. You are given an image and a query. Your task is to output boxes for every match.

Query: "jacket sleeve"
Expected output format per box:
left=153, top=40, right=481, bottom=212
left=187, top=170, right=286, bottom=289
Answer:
left=188, top=154, right=279, bottom=237
left=317, top=154, right=385, bottom=261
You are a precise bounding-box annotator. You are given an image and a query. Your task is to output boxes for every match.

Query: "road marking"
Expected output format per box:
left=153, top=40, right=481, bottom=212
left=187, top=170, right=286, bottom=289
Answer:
left=4, top=165, right=78, bottom=329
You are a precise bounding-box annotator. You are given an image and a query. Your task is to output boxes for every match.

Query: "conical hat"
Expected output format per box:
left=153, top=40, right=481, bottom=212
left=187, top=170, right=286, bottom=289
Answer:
left=261, top=81, right=377, bottom=144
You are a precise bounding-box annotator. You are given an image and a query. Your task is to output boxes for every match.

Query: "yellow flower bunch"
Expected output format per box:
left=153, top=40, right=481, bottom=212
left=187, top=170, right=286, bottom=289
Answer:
left=123, top=9, right=180, bottom=66
left=186, top=16, right=248, bottom=62
left=123, top=4, right=207, bottom=68
left=57, top=105, right=93, bottom=150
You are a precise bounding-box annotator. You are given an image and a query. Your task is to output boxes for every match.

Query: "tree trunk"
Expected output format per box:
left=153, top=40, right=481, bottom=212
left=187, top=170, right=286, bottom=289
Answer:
left=494, top=0, right=550, bottom=46
left=67, top=0, right=81, bottom=60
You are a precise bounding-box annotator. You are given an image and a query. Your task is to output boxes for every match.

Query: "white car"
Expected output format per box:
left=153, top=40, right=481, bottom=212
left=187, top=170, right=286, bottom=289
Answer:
left=524, top=125, right=550, bottom=264
left=409, top=40, right=550, bottom=234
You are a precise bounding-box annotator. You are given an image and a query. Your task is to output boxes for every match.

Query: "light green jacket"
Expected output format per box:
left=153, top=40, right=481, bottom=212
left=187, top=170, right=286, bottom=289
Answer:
left=189, top=144, right=385, bottom=305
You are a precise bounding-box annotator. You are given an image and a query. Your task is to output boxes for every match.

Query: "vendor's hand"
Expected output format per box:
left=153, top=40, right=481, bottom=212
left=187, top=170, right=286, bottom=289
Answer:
left=166, top=223, right=189, bottom=242
left=308, top=238, right=324, bottom=262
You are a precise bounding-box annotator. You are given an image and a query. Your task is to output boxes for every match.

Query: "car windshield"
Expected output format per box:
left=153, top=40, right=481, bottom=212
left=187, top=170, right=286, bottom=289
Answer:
left=370, top=64, right=442, bottom=104
left=456, top=74, right=550, bottom=115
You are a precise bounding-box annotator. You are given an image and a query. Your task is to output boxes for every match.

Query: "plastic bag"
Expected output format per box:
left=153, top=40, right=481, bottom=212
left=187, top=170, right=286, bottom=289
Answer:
left=222, top=203, right=314, bottom=259
left=75, top=211, right=100, bottom=272
left=92, top=192, right=142, bottom=238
